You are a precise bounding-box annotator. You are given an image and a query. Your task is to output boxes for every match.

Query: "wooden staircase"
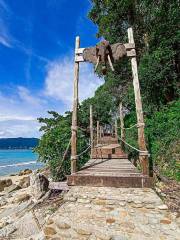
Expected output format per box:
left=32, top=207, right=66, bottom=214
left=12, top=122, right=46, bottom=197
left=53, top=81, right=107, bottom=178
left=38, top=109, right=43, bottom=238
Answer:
left=67, top=136, right=153, bottom=188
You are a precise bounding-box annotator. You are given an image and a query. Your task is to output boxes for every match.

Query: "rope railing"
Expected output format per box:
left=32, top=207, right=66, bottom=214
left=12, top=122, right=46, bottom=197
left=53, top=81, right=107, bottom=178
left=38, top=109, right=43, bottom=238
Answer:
left=56, top=138, right=71, bottom=173
left=76, top=144, right=91, bottom=157
left=118, top=136, right=149, bottom=155
left=117, top=122, right=145, bottom=130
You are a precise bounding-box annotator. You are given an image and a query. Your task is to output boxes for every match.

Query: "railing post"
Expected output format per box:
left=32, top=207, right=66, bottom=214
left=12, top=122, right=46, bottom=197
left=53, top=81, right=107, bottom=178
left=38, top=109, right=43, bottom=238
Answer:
left=119, top=102, right=125, bottom=150
left=115, top=120, right=118, bottom=138
left=128, top=27, right=149, bottom=175
left=71, top=36, right=80, bottom=174
left=96, top=121, right=99, bottom=145
left=90, top=105, right=93, bottom=157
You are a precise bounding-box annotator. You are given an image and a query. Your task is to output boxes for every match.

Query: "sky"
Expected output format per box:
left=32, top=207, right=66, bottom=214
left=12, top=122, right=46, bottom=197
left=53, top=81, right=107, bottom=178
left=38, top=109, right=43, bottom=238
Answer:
left=0, top=0, right=104, bottom=138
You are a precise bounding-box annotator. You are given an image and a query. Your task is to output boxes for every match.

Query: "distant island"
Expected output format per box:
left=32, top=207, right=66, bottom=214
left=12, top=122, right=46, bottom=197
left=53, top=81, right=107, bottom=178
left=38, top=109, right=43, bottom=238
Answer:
left=0, top=138, right=39, bottom=149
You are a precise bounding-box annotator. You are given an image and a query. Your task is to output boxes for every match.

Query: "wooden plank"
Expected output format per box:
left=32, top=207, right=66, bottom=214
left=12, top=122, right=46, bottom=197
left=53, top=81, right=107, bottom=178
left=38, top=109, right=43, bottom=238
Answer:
left=75, top=48, right=85, bottom=54
left=75, top=55, right=84, bottom=62
left=126, top=49, right=136, bottom=57
left=67, top=175, right=153, bottom=188
left=124, top=43, right=135, bottom=49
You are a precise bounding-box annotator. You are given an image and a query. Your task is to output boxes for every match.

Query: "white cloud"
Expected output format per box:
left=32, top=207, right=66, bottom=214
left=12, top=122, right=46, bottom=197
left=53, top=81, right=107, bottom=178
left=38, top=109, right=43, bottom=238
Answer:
left=17, top=86, right=46, bottom=107
left=0, top=55, right=104, bottom=138
left=0, top=119, right=40, bottom=138
left=0, top=1, right=12, bottom=48
left=0, top=84, right=66, bottom=138
left=44, top=57, right=104, bottom=109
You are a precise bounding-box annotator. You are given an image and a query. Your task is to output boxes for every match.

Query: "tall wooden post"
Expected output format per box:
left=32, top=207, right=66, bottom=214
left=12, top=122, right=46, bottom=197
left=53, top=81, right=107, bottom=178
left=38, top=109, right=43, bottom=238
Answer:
left=115, top=120, right=118, bottom=138
left=96, top=121, right=99, bottom=145
left=119, top=102, right=125, bottom=150
left=128, top=27, right=149, bottom=175
left=90, top=105, right=93, bottom=157
left=71, top=36, right=80, bottom=174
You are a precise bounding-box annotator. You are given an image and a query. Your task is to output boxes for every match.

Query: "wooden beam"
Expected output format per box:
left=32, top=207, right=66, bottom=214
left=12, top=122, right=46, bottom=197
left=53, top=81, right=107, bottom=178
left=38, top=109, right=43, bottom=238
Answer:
left=128, top=27, right=149, bottom=175
left=90, top=105, right=93, bottom=157
left=75, top=55, right=84, bottom=62
left=96, top=121, right=99, bottom=145
left=71, top=36, right=80, bottom=174
left=119, top=102, right=125, bottom=151
left=124, top=43, right=135, bottom=49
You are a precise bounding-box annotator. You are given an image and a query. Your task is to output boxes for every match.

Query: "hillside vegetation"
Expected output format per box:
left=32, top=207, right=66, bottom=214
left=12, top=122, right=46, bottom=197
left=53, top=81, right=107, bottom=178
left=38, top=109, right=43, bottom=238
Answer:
left=35, top=0, right=180, bottom=181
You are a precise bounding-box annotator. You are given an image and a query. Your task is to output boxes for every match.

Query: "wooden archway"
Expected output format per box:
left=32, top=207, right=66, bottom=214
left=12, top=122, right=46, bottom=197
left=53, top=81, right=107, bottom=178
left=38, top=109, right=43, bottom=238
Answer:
left=70, top=27, right=149, bottom=176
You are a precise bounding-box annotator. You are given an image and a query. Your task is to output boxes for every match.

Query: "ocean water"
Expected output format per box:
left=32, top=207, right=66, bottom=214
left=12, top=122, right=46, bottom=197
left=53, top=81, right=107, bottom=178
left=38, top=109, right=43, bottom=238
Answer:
left=0, top=150, right=43, bottom=176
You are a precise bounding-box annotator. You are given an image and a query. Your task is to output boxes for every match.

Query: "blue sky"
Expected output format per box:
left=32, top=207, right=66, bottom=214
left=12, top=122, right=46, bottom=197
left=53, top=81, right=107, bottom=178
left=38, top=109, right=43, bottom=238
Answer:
left=0, top=0, right=103, bottom=138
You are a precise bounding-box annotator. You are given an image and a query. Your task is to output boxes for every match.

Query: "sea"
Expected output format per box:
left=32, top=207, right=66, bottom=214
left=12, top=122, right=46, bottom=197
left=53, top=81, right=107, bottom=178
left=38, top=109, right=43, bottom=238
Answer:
left=0, top=149, right=43, bottom=176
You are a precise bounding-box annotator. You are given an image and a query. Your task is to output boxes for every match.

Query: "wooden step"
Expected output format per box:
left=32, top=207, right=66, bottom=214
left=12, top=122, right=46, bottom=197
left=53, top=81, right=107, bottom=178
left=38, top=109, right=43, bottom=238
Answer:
left=67, top=175, right=153, bottom=188
left=92, top=154, right=128, bottom=159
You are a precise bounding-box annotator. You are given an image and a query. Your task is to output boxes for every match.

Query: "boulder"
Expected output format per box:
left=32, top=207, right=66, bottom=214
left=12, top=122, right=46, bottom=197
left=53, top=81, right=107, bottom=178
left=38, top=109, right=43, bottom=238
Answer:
left=4, top=184, right=21, bottom=193
left=19, top=176, right=30, bottom=188
left=30, top=172, right=49, bottom=200
left=18, top=169, right=32, bottom=176
left=0, top=179, right=12, bottom=192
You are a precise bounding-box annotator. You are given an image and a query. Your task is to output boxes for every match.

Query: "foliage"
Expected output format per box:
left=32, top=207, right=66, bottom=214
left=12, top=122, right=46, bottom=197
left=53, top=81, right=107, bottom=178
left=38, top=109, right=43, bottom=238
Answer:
left=35, top=111, right=89, bottom=181
left=145, top=100, right=180, bottom=181
left=123, top=101, right=180, bottom=181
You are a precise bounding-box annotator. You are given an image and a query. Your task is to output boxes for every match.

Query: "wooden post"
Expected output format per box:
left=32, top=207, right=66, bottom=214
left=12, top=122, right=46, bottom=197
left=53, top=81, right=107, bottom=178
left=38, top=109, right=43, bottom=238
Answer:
left=71, top=36, right=80, bottom=174
left=119, top=102, right=125, bottom=150
left=96, top=121, right=99, bottom=145
left=90, top=105, right=93, bottom=157
left=128, top=27, right=149, bottom=175
left=111, top=125, right=114, bottom=137
left=115, top=120, right=118, bottom=138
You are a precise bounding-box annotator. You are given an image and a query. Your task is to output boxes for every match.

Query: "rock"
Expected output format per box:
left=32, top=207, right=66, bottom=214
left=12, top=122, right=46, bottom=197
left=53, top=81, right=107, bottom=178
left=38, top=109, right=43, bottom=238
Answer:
left=77, top=198, right=91, bottom=204
left=0, top=179, right=12, bottom=192
left=75, top=227, right=91, bottom=235
left=0, top=200, right=32, bottom=219
left=0, top=196, right=7, bottom=207
left=56, top=220, right=71, bottom=229
left=30, top=172, right=49, bottom=200
left=14, top=193, right=31, bottom=203
left=0, top=221, right=8, bottom=229
left=44, top=226, right=57, bottom=235
left=19, top=169, right=32, bottom=176
left=111, top=236, right=128, bottom=240
left=160, top=219, right=172, bottom=224
left=106, top=218, right=116, bottom=224
left=4, top=184, right=21, bottom=193
left=12, top=211, right=41, bottom=238
left=0, top=224, right=17, bottom=237
left=158, top=205, right=168, bottom=210
left=19, top=176, right=30, bottom=188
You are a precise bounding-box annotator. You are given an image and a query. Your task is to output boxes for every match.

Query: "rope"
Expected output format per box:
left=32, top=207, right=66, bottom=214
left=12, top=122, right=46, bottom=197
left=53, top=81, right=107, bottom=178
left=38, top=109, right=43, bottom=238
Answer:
left=118, top=136, right=148, bottom=154
left=78, top=126, right=87, bottom=132
left=56, top=138, right=71, bottom=173
left=117, top=123, right=145, bottom=130
left=76, top=144, right=91, bottom=157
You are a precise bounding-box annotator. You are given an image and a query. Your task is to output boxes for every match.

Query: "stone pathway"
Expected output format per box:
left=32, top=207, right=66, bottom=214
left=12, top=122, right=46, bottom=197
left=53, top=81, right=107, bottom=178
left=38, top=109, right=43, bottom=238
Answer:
left=43, top=186, right=180, bottom=240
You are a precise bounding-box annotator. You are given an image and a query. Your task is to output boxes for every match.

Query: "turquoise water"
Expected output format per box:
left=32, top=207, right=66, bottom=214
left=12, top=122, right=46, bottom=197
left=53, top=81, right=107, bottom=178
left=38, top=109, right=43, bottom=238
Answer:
left=0, top=150, right=43, bottom=176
